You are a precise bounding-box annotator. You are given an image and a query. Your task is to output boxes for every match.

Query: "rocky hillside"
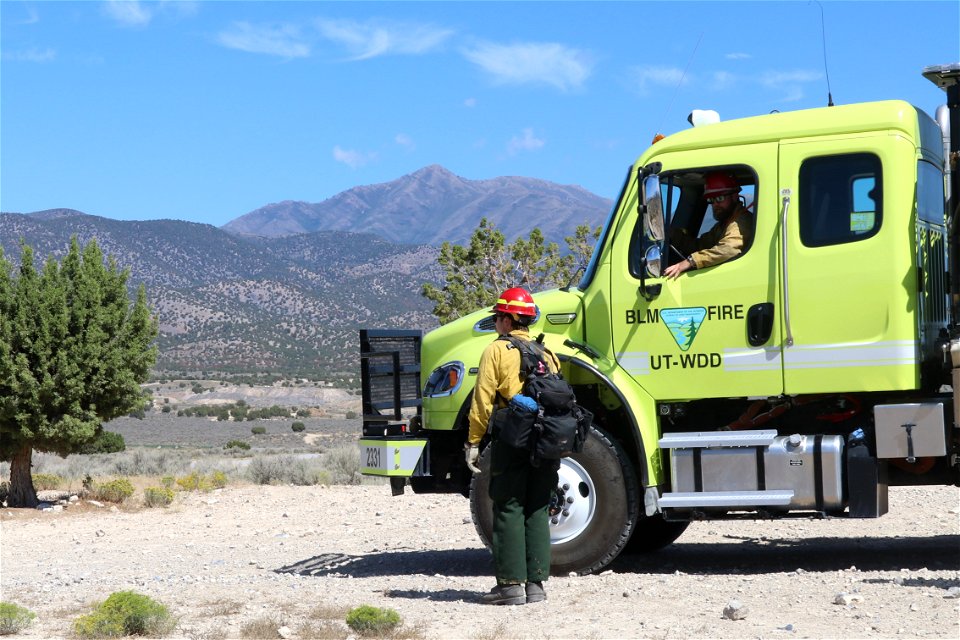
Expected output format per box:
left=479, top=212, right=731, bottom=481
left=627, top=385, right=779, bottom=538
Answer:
left=0, top=211, right=441, bottom=379
left=223, top=164, right=612, bottom=244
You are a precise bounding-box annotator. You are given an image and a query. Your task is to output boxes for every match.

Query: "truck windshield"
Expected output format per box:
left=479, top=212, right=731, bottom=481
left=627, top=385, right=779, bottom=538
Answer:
left=578, top=166, right=632, bottom=291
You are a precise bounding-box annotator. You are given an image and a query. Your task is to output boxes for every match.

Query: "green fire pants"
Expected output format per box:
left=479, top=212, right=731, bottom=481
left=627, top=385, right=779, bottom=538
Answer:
left=488, top=439, right=559, bottom=585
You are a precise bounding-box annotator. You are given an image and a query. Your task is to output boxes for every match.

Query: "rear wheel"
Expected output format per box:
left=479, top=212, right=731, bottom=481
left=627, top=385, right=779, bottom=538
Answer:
left=469, top=426, right=638, bottom=575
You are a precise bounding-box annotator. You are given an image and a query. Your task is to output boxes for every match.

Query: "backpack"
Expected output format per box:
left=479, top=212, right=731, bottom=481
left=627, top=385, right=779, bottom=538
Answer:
left=495, top=334, right=592, bottom=460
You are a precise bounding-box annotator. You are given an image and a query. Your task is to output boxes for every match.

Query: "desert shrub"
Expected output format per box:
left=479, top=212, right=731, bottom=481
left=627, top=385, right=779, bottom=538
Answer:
left=345, top=605, right=401, bottom=636
left=94, top=478, right=135, bottom=503
left=74, top=591, right=174, bottom=639
left=239, top=616, right=285, bottom=639
left=161, top=405, right=172, bottom=413
left=250, top=426, right=266, bottom=435
left=209, top=470, right=228, bottom=489
left=161, top=476, right=175, bottom=489
left=224, top=440, right=251, bottom=451
left=143, top=487, right=175, bottom=508
left=324, top=446, right=361, bottom=485
left=291, top=422, right=306, bottom=433
left=285, top=459, right=320, bottom=486
left=175, top=472, right=213, bottom=492
left=78, top=431, right=126, bottom=455
left=296, top=408, right=311, bottom=418
left=32, top=473, right=64, bottom=491
left=110, top=449, right=185, bottom=478
left=345, top=410, right=358, bottom=420
left=0, top=602, right=36, bottom=635
left=246, top=456, right=285, bottom=485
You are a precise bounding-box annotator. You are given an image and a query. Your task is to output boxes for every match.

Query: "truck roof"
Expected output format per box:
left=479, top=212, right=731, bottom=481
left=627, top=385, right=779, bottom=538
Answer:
left=645, top=99, right=929, bottom=159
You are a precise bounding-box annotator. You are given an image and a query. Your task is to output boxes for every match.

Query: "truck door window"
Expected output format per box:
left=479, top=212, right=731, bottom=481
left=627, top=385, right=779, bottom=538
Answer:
left=917, top=160, right=945, bottom=224
left=799, top=153, right=882, bottom=247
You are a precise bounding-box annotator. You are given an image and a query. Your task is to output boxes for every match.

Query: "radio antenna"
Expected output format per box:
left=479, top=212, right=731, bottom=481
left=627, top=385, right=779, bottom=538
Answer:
left=813, top=0, right=834, bottom=106
left=656, top=32, right=703, bottom=134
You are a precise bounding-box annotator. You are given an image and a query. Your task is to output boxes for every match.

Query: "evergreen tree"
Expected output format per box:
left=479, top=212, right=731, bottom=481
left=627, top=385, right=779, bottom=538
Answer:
left=0, top=239, right=158, bottom=507
left=421, top=218, right=600, bottom=324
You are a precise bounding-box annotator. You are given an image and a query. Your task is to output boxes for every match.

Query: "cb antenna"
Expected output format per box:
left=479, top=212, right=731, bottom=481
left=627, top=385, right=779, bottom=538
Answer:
left=814, top=0, right=834, bottom=106
left=655, top=32, right=703, bottom=135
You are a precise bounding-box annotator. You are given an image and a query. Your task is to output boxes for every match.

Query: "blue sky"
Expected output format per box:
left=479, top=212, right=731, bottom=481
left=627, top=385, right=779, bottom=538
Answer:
left=1, top=1, right=957, bottom=228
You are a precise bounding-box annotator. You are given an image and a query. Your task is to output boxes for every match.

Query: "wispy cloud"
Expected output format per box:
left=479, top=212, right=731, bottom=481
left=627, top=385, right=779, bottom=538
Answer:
left=462, top=41, right=593, bottom=91
left=628, top=65, right=688, bottom=95
left=333, top=146, right=377, bottom=169
left=725, top=52, right=751, bottom=60
left=2, top=48, right=56, bottom=63
left=464, top=97, right=477, bottom=108
left=101, top=1, right=198, bottom=28
left=102, top=0, right=152, bottom=27
left=507, top=128, right=545, bottom=155
left=217, top=22, right=310, bottom=58
left=759, top=69, right=822, bottom=102
left=395, top=133, right=415, bottom=151
left=315, top=18, right=453, bottom=60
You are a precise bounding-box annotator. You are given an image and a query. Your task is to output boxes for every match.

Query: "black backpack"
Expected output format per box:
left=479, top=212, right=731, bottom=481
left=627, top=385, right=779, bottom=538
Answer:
left=496, top=334, right=592, bottom=460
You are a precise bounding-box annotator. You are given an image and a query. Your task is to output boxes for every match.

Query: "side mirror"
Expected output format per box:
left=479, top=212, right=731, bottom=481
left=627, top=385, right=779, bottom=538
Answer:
left=644, top=245, right=662, bottom=278
left=643, top=175, right=664, bottom=243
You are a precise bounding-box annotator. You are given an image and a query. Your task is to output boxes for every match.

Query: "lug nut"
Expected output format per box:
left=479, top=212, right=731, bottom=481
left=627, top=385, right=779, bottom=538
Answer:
left=551, top=517, right=559, bottom=525
left=562, top=484, right=570, bottom=491
left=562, top=510, right=570, bottom=517
left=566, top=496, right=574, bottom=503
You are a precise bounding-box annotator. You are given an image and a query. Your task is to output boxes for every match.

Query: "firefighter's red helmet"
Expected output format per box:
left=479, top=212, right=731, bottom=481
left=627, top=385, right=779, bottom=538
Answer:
left=492, top=287, right=537, bottom=318
left=703, top=172, right=741, bottom=197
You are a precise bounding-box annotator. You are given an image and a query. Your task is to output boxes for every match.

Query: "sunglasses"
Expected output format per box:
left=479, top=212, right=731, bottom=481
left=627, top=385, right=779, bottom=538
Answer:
left=706, top=194, right=730, bottom=204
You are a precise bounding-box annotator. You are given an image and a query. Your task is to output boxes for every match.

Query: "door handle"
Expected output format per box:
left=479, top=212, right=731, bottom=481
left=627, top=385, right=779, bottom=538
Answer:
left=747, top=302, right=775, bottom=346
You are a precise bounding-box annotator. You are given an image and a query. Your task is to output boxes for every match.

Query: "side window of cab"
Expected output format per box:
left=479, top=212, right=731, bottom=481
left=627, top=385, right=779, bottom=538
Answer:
left=628, top=167, right=757, bottom=278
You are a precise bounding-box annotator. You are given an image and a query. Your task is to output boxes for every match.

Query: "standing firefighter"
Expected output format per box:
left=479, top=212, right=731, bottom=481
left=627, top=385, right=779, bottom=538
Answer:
left=465, top=287, right=560, bottom=605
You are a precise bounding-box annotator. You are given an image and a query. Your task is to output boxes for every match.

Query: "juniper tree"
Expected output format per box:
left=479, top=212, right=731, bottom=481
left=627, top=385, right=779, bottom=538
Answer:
left=421, top=218, right=600, bottom=324
left=0, top=239, right=157, bottom=507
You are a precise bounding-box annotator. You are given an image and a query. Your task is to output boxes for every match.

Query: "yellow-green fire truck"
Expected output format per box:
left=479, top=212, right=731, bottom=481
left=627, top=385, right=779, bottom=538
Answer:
left=359, top=63, right=960, bottom=575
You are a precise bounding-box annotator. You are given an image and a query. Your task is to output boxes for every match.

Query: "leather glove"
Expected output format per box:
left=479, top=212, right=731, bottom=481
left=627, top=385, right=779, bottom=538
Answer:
left=465, top=445, right=481, bottom=474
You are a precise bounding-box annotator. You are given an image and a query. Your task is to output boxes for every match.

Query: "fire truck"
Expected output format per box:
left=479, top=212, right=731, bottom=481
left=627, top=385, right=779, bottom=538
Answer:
left=359, top=63, right=960, bottom=575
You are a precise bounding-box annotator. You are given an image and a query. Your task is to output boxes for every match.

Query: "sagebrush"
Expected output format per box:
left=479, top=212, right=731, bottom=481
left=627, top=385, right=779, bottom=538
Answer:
left=73, top=591, right=174, bottom=638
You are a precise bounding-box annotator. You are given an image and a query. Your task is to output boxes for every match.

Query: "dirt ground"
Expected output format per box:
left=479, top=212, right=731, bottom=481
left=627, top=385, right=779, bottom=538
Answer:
left=2, top=484, right=958, bottom=640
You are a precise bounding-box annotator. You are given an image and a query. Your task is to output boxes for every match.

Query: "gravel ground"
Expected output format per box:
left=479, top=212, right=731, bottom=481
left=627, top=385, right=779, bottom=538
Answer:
left=2, top=484, right=958, bottom=639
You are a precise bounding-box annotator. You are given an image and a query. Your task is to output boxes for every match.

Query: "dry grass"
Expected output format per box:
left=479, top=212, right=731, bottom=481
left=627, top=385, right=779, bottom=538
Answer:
left=204, top=599, right=242, bottom=617
left=295, top=620, right=349, bottom=639
left=309, top=604, right=351, bottom=620
left=238, top=615, right=286, bottom=639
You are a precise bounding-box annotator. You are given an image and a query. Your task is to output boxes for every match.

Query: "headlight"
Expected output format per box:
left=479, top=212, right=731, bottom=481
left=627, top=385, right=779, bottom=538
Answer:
left=423, top=361, right=465, bottom=397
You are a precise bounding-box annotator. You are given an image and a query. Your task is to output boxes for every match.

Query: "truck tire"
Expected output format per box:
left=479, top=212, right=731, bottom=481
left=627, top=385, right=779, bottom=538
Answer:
left=624, top=515, right=689, bottom=553
left=469, top=426, right=639, bottom=576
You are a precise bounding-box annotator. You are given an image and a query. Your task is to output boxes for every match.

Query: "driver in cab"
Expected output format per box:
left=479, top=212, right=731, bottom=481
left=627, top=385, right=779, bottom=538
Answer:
left=663, top=172, right=753, bottom=279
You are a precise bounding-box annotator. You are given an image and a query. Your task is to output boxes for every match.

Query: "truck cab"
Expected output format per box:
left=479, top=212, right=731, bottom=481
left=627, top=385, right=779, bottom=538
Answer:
left=360, top=67, right=960, bottom=576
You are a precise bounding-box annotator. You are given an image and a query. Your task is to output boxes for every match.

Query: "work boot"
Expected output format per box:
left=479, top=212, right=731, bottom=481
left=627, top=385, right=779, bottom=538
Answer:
left=481, top=584, right=526, bottom=605
left=525, top=581, right=547, bottom=603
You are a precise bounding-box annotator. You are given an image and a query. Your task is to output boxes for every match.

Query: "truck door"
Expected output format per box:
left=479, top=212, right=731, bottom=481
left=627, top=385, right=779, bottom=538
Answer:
left=609, top=144, right=783, bottom=403
left=778, top=136, right=918, bottom=393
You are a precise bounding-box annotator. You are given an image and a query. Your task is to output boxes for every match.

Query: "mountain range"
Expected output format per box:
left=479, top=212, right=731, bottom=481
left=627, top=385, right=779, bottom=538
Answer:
left=224, top=164, right=612, bottom=244
left=0, top=165, right=612, bottom=378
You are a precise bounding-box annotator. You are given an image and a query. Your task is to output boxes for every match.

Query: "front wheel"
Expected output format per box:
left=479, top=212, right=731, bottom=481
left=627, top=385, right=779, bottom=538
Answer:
left=469, top=426, right=639, bottom=576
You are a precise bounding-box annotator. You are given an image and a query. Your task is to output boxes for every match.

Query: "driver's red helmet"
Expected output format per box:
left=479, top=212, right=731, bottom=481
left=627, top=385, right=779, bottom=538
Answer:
left=703, top=172, right=741, bottom=197
left=492, top=287, right=537, bottom=319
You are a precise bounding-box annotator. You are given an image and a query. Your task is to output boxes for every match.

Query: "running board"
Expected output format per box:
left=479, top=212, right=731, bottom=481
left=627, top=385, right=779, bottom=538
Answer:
left=659, top=489, right=795, bottom=509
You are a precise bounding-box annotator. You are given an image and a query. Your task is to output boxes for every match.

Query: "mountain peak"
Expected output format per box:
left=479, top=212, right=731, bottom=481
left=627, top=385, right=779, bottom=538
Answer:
left=223, top=165, right=612, bottom=245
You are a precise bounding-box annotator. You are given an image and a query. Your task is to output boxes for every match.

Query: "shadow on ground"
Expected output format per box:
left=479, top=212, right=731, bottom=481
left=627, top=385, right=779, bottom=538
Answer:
left=275, top=534, right=959, bottom=582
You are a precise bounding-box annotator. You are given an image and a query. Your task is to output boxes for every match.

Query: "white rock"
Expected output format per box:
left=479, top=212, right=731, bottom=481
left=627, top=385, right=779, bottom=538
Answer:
left=278, top=625, right=292, bottom=639
left=722, top=600, right=748, bottom=620
left=834, top=592, right=864, bottom=605
left=944, top=587, right=960, bottom=599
